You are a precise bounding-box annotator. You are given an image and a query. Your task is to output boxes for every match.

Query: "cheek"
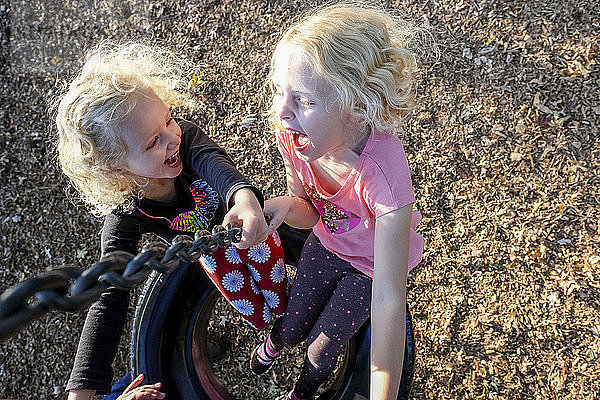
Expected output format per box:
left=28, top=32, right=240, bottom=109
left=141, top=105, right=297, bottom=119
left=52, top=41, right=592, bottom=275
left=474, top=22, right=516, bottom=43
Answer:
left=173, top=121, right=182, bottom=137
left=300, top=108, right=318, bottom=123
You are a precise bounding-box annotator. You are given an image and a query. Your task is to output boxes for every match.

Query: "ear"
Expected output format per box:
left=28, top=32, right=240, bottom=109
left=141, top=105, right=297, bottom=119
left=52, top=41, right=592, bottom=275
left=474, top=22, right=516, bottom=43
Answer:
left=111, top=167, right=129, bottom=178
left=345, top=111, right=364, bottom=125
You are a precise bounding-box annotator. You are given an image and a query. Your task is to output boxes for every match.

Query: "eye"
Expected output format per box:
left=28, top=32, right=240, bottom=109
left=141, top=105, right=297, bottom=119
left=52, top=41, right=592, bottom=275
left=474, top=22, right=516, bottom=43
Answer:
left=147, top=136, right=158, bottom=150
left=297, top=96, right=313, bottom=106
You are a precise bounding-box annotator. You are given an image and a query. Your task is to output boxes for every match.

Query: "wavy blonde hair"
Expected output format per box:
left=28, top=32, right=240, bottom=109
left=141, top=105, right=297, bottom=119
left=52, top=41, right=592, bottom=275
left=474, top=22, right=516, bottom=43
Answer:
left=269, top=1, right=420, bottom=134
left=54, top=41, right=194, bottom=216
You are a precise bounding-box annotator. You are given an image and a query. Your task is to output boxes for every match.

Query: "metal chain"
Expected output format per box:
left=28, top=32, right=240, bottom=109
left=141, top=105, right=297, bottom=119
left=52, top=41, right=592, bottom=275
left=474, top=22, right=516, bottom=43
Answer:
left=0, top=224, right=242, bottom=342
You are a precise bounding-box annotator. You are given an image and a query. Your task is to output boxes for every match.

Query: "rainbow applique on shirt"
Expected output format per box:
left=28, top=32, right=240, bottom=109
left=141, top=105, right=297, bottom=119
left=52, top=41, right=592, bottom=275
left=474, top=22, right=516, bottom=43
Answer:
left=302, top=183, right=360, bottom=234
left=136, top=179, right=219, bottom=233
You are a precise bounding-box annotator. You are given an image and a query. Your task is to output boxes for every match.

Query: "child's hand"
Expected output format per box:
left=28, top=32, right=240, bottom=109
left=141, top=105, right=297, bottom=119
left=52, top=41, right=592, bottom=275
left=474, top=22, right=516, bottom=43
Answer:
left=223, top=188, right=268, bottom=249
left=117, top=374, right=165, bottom=400
left=263, top=196, right=292, bottom=235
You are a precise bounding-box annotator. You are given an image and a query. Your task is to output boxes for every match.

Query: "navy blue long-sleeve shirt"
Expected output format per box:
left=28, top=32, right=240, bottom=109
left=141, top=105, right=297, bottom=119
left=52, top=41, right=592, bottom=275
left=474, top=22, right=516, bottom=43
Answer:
left=66, top=119, right=263, bottom=393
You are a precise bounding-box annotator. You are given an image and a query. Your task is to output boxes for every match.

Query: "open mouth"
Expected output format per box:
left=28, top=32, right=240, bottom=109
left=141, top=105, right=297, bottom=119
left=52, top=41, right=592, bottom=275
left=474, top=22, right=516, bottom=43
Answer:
left=289, top=129, right=310, bottom=151
left=164, top=150, right=181, bottom=168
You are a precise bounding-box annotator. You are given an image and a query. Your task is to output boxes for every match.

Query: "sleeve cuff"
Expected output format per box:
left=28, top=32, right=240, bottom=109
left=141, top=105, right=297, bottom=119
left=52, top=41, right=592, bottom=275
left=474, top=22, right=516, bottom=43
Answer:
left=225, top=184, right=265, bottom=210
left=66, top=376, right=112, bottom=395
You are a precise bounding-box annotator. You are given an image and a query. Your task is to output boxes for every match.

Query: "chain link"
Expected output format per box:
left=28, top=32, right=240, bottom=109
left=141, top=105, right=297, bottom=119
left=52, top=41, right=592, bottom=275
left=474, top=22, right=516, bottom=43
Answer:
left=0, top=224, right=242, bottom=342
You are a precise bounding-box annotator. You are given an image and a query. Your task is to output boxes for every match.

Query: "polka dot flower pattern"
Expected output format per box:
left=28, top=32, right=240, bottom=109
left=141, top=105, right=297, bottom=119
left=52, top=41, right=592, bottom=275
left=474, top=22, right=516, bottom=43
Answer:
left=198, top=233, right=288, bottom=330
left=222, top=270, right=244, bottom=292
left=248, top=242, right=271, bottom=263
left=199, top=254, right=217, bottom=274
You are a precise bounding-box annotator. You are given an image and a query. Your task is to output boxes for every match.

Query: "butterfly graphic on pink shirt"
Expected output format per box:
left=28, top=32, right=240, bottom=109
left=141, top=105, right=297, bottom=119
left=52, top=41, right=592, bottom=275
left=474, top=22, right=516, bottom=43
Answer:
left=302, top=183, right=360, bottom=234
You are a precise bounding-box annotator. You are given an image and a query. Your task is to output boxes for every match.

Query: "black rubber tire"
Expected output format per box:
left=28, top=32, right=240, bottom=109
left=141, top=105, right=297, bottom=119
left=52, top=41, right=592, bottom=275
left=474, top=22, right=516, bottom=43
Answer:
left=131, top=263, right=214, bottom=399
left=130, top=264, right=415, bottom=400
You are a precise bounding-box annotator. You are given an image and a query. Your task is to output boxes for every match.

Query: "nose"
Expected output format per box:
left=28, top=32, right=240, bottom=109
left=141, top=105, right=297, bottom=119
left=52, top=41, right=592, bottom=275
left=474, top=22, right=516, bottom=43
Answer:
left=165, top=126, right=181, bottom=149
left=275, top=94, right=295, bottom=121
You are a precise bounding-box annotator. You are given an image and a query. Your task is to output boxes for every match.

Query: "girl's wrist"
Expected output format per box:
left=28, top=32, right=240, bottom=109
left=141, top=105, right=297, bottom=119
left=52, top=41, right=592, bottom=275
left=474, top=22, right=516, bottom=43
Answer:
left=67, top=389, right=95, bottom=400
left=231, top=187, right=259, bottom=207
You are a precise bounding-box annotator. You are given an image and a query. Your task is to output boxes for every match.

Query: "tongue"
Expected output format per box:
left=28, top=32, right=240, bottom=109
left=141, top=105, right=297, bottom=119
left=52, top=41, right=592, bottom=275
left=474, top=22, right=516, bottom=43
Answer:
left=296, top=134, right=309, bottom=148
left=164, top=154, right=177, bottom=166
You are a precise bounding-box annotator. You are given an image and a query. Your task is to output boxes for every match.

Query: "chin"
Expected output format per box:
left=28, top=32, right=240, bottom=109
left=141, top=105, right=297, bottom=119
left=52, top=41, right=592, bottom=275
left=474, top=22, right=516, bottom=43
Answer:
left=165, top=167, right=183, bottom=178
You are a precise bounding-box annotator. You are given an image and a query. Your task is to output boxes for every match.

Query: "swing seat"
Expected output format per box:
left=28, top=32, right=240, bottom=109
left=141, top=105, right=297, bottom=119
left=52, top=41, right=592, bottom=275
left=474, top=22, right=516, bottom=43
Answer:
left=129, top=224, right=415, bottom=400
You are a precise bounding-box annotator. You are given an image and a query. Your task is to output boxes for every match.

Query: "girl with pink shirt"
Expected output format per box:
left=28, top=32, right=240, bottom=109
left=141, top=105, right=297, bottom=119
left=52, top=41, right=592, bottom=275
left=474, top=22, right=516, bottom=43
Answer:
left=249, top=2, right=425, bottom=400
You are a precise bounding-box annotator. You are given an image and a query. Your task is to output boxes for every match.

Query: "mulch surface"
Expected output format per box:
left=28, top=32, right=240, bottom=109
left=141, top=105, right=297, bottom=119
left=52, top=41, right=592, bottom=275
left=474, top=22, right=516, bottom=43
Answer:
left=1, top=0, right=598, bottom=399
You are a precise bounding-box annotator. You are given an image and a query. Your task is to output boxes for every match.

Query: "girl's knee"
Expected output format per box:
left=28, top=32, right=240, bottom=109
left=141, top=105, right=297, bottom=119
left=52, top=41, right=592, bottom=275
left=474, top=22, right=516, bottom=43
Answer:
left=306, top=332, right=341, bottom=370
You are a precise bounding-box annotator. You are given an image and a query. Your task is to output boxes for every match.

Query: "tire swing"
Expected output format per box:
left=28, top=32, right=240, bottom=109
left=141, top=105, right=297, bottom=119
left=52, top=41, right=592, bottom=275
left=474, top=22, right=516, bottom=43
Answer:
left=130, top=225, right=415, bottom=400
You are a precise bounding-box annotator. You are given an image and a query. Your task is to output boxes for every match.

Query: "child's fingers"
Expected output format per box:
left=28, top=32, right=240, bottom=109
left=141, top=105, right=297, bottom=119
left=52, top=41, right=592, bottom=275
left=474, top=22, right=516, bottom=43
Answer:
left=237, top=217, right=268, bottom=248
left=234, top=232, right=252, bottom=249
left=137, top=383, right=162, bottom=391
left=123, top=373, right=145, bottom=393
left=225, top=218, right=257, bottom=248
left=221, top=213, right=239, bottom=229
left=248, top=218, right=269, bottom=246
left=266, top=213, right=284, bottom=235
left=233, top=217, right=256, bottom=249
left=136, top=388, right=166, bottom=399
left=153, top=391, right=166, bottom=399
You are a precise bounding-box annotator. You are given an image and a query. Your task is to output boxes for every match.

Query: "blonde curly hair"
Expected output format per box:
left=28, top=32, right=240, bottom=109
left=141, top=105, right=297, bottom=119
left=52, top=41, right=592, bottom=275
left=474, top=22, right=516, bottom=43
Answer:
left=269, top=1, right=420, bottom=134
left=54, top=41, right=193, bottom=216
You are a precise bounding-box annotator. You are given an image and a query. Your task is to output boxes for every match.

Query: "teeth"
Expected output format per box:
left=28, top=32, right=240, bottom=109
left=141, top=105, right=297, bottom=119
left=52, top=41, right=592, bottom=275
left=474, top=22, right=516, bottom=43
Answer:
left=165, top=151, right=179, bottom=165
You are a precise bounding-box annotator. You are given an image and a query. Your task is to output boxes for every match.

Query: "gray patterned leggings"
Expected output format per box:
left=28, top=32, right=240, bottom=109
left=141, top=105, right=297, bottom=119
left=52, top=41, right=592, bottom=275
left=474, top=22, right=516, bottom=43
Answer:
left=270, top=233, right=372, bottom=398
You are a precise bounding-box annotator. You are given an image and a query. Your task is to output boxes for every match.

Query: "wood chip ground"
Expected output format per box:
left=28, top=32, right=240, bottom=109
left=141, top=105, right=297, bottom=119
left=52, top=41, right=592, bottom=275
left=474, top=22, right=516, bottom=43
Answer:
left=0, top=0, right=598, bottom=399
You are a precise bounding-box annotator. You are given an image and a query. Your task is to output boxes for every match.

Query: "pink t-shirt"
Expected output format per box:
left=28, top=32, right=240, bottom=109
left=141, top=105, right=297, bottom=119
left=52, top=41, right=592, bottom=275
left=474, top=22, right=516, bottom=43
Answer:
left=276, top=128, right=424, bottom=277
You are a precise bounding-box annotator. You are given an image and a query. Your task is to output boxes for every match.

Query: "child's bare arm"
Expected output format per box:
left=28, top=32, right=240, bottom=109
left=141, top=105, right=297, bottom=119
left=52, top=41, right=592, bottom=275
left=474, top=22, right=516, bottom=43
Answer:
left=370, top=204, right=412, bottom=400
left=264, top=196, right=319, bottom=233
